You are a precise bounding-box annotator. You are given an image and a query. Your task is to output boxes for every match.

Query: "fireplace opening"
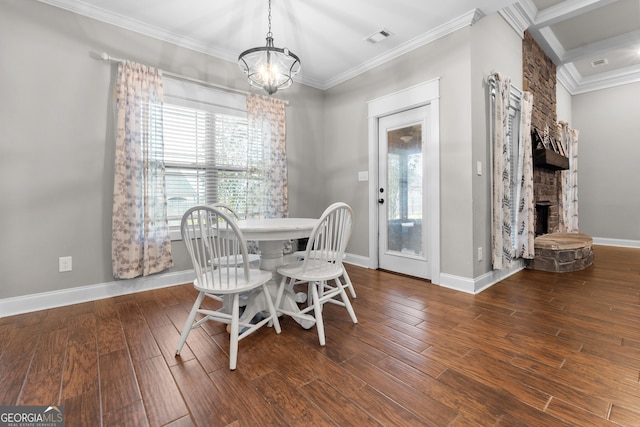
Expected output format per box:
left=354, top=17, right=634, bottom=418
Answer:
left=535, top=201, right=552, bottom=236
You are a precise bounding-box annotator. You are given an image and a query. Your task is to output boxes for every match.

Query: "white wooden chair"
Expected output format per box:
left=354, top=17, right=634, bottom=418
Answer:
left=210, top=203, right=260, bottom=265
left=176, top=205, right=281, bottom=370
left=276, top=202, right=357, bottom=345
left=292, top=249, right=356, bottom=299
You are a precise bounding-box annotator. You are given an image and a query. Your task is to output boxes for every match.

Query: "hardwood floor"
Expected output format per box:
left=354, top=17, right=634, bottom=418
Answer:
left=2, top=245, right=640, bottom=426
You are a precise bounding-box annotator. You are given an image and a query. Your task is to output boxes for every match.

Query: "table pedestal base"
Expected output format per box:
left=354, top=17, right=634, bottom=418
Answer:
left=238, top=240, right=315, bottom=330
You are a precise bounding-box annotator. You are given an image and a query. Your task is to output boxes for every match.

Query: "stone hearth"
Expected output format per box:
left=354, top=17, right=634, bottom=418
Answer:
left=526, top=232, right=594, bottom=272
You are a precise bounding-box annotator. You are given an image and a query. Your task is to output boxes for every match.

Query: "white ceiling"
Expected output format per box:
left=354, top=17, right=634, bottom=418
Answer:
left=38, top=0, right=640, bottom=94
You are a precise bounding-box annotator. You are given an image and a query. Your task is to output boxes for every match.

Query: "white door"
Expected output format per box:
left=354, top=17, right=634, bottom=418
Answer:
left=378, top=106, right=430, bottom=279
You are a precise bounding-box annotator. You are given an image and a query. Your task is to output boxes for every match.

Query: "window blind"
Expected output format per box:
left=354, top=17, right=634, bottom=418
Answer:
left=162, top=77, right=264, bottom=227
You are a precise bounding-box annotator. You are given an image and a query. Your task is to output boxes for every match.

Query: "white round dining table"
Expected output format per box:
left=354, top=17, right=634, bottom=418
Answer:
left=235, top=217, right=318, bottom=242
left=235, top=217, right=318, bottom=329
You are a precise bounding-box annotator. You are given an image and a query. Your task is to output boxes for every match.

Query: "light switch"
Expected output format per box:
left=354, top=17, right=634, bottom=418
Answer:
left=358, top=171, right=369, bottom=182
left=476, top=161, right=482, bottom=176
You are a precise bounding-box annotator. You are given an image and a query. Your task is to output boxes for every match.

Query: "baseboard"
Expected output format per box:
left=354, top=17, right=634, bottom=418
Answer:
left=474, top=260, right=525, bottom=293
left=438, top=273, right=476, bottom=294
left=439, top=260, right=525, bottom=294
left=0, top=270, right=195, bottom=318
left=343, top=252, right=527, bottom=294
left=343, top=252, right=369, bottom=268
left=593, top=237, right=640, bottom=248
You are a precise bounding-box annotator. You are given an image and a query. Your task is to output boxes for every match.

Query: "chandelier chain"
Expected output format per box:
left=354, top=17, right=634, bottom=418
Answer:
left=267, top=0, right=273, bottom=38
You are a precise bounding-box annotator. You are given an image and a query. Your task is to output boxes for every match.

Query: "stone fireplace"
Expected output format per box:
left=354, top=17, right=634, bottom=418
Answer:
left=524, top=31, right=562, bottom=236
left=522, top=31, right=593, bottom=273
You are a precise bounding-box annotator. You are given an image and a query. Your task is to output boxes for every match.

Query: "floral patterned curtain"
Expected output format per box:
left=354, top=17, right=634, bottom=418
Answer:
left=514, top=91, right=535, bottom=259
left=491, top=73, right=513, bottom=270
left=246, top=94, right=288, bottom=218
left=558, top=122, right=579, bottom=233
left=112, top=61, right=173, bottom=279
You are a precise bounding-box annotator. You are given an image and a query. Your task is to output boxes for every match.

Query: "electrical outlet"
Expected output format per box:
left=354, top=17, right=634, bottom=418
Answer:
left=477, top=247, right=483, bottom=262
left=59, top=256, right=72, bottom=272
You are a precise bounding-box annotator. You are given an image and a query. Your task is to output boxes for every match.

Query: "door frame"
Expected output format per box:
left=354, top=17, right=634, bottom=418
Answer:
left=367, top=79, right=441, bottom=284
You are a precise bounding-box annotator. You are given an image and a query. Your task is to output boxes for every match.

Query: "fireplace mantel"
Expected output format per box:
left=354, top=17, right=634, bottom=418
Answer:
left=533, top=148, right=569, bottom=170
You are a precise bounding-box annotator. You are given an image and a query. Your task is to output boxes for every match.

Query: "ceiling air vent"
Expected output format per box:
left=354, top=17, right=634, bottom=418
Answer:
left=591, top=58, right=608, bottom=68
left=365, top=28, right=393, bottom=44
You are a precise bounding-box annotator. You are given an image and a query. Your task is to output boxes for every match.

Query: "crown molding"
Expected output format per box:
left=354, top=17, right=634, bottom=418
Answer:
left=498, top=1, right=536, bottom=38
left=36, top=0, right=239, bottom=62
left=558, top=62, right=640, bottom=95
left=556, top=64, right=580, bottom=94
left=574, top=64, right=640, bottom=94
left=36, top=0, right=328, bottom=89
left=323, top=9, right=486, bottom=89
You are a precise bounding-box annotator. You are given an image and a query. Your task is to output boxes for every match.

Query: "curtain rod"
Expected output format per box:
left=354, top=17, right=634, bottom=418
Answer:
left=487, top=73, right=523, bottom=98
left=98, top=52, right=289, bottom=105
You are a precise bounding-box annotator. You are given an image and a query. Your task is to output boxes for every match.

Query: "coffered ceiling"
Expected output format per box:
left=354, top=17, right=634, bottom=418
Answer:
left=502, top=0, right=640, bottom=94
left=36, top=0, right=640, bottom=94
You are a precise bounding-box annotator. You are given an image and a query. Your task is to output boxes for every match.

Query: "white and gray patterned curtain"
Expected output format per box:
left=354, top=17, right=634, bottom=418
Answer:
left=112, top=61, right=173, bottom=279
left=558, top=122, right=579, bottom=232
left=514, top=91, right=535, bottom=259
left=491, top=73, right=535, bottom=269
left=491, top=73, right=512, bottom=270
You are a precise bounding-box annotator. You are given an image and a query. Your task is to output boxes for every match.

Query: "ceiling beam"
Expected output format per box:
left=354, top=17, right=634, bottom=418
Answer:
left=534, top=0, right=619, bottom=28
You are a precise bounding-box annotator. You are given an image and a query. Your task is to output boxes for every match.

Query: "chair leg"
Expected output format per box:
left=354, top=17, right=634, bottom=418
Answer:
left=336, top=278, right=358, bottom=324
left=176, top=291, right=205, bottom=356
left=274, top=275, right=287, bottom=312
left=307, top=281, right=313, bottom=306
left=311, top=283, right=326, bottom=346
left=308, top=280, right=324, bottom=307
left=263, top=284, right=281, bottom=334
left=229, top=294, right=240, bottom=370
left=342, top=269, right=356, bottom=298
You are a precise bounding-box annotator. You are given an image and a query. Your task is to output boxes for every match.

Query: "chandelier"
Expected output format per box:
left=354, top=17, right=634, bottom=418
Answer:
left=238, top=0, right=301, bottom=95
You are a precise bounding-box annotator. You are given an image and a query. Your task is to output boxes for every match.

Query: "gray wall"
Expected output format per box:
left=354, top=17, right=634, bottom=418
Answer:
left=322, top=13, right=523, bottom=280
left=572, top=83, right=640, bottom=241
left=557, top=82, right=573, bottom=125
left=470, top=13, right=523, bottom=278
left=323, top=28, right=473, bottom=276
left=0, top=0, right=324, bottom=299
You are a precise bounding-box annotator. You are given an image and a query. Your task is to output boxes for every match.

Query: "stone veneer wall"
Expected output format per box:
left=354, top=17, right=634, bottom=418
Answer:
left=523, top=31, right=561, bottom=234
left=523, top=31, right=557, bottom=136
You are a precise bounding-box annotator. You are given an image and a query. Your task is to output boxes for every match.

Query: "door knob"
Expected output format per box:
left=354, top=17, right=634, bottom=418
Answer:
left=378, top=198, right=384, bottom=204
